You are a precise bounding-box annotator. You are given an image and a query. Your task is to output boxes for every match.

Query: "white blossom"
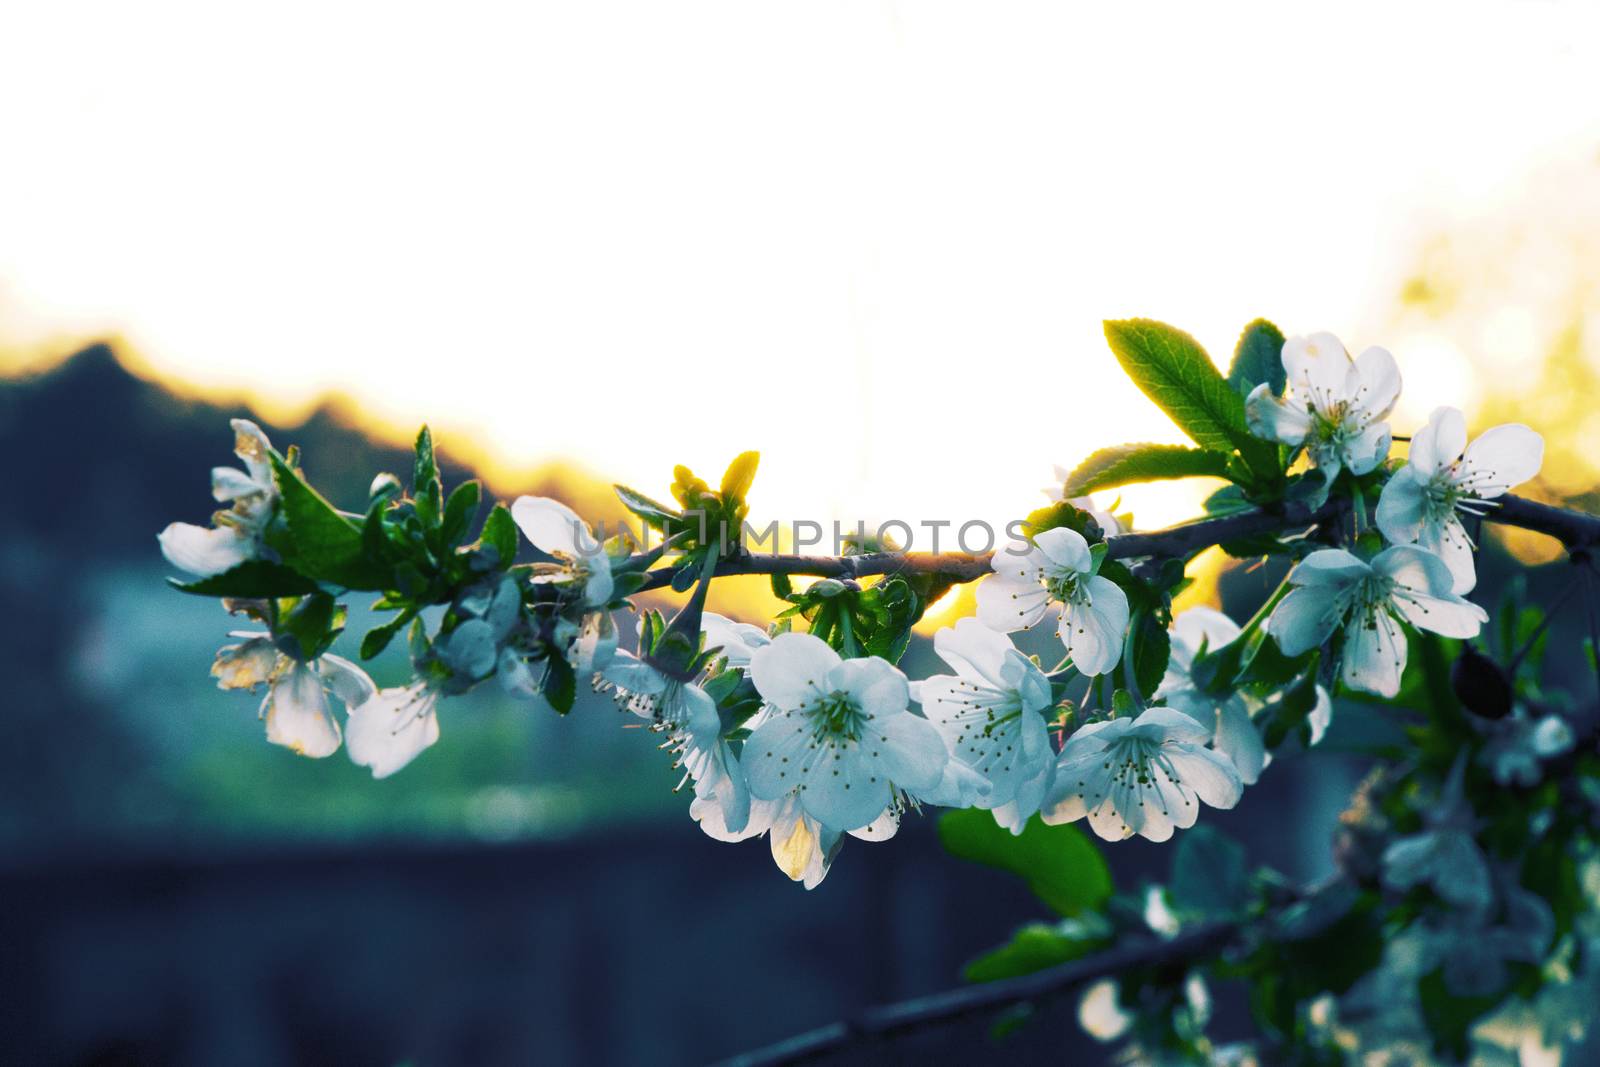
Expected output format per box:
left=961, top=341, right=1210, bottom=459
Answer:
left=159, top=419, right=278, bottom=577
left=1245, top=332, right=1400, bottom=482
left=1043, top=706, right=1243, bottom=842
left=212, top=630, right=375, bottom=758
left=1155, top=607, right=1267, bottom=785
left=744, top=632, right=948, bottom=834
left=1376, top=406, right=1544, bottom=593
left=1267, top=546, right=1487, bottom=698
left=913, top=618, right=1055, bottom=833
left=345, top=681, right=443, bottom=779
left=701, top=612, right=771, bottom=669
left=510, top=495, right=613, bottom=606
left=977, top=526, right=1130, bottom=676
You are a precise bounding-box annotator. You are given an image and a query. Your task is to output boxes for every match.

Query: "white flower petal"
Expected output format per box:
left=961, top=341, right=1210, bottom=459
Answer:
left=317, top=653, right=377, bottom=708
left=345, top=685, right=440, bottom=778
left=211, top=636, right=279, bottom=690
left=701, top=612, right=771, bottom=669
left=1375, top=465, right=1427, bottom=544
left=1290, top=549, right=1371, bottom=587
left=1340, top=609, right=1407, bottom=698
left=743, top=708, right=816, bottom=801
left=1245, top=383, right=1312, bottom=445
left=1351, top=345, right=1402, bottom=423
left=1267, top=586, right=1341, bottom=656
left=1409, top=406, right=1468, bottom=477
left=976, top=573, right=1051, bottom=632
left=749, top=631, right=838, bottom=710
left=932, top=617, right=1014, bottom=687
left=510, top=495, right=598, bottom=558
left=158, top=522, right=254, bottom=577
left=1282, top=332, right=1353, bottom=413
left=1342, top=420, right=1392, bottom=475
left=1060, top=575, right=1128, bottom=677
left=801, top=744, right=891, bottom=831
left=869, top=711, right=949, bottom=794
left=230, top=418, right=274, bottom=484
left=1170, top=606, right=1242, bottom=661
left=1163, top=744, right=1244, bottom=810
left=1458, top=423, right=1544, bottom=498
left=263, top=662, right=342, bottom=758
left=1032, top=525, right=1092, bottom=574
left=827, top=657, right=911, bottom=720
left=1417, top=514, right=1477, bottom=594
left=1213, top=700, right=1265, bottom=786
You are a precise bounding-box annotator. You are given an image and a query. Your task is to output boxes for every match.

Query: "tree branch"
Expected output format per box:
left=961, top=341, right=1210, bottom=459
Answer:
left=708, top=919, right=1240, bottom=1067
left=636, top=493, right=1600, bottom=595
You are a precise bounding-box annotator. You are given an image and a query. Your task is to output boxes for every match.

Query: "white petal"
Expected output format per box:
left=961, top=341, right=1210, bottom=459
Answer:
left=345, top=686, right=440, bottom=778
left=1417, top=514, right=1477, bottom=594
left=743, top=707, right=815, bottom=801
left=1306, top=685, right=1333, bottom=746
left=158, top=522, right=254, bottom=576
left=1391, top=587, right=1487, bottom=640
left=748, top=631, right=839, bottom=710
left=1061, top=576, right=1128, bottom=677
left=932, top=617, right=1014, bottom=686
left=1282, top=332, right=1354, bottom=413
left=1032, top=525, right=1092, bottom=574
left=1290, top=549, right=1371, bottom=587
left=701, top=612, right=770, bottom=669
left=689, top=742, right=753, bottom=840
left=1341, top=610, right=1407, bottom=698
left=317, top=654, right=377, bottom=708
left=847, top=806, right=902, bottom=842
left=869, top=711, right=949, bottom=794
left=801, top=744, right=891, bottom=831
left=1169, top=606, right=1242, bottom=660
left=1213, top=700, right=1265, bottom=786
left=1245, top=384, right=1312, bottom=445
left=1131, top=705, right=1212, bottom=746
left=1375, top=466, right=1427, bottom=544
left=263, top=662, right=342, bottom=758
left=827, top=657, right=911, bottom=720
left=211, top=637, right=279, bottom=690
left=211, top=465, right=262, bottom=503
left=1163, top=744, right=1244, bottom=810
left=976, top=573, right=1051, bottom=632
left=1409, top=406, right=1467, bottom=477
left=1458, top=423, right=1544, bottom=498
left=1267, top=586, right=1340, bottom=656
left=1341, top=420, right=1392, bottom=475
left=1350, top=346, right=1401, bottom=423
left=510, top=496, right=598, bottom=558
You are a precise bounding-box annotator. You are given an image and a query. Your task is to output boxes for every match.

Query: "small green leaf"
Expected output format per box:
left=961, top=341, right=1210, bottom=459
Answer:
left=1127, top=610, right=1171, bottom=700
left=1227, top=318, right=1287, bottom=397
left=963, top=922, right=1104, bottom=984
left=614, top=484, right=680, bottom=530
left=270, top=454, right=391, bottom=589
left=440, top=479, right=482, bottom=548
left=360, top=610, right=415, bottom=660
left=938, top=810, right=1112, bottom=917
left=168, top=559, right=321, bottom=597
left=478, top=503, right=518, bottom=566
left=1103, top=319, right=1250, bottom=453
left=412, top=425, right=439, bottom=494
left=1021, top=500, right=1105, bottom=544
left=1062, top=443, right=1231, bottom=497
left=770, top=573, right=794, bottom=600
left=278, top=591, right=344, bottom=661
left=719, top=450, right=760, bottom=504
left=542, top=653, right=576, bottom=713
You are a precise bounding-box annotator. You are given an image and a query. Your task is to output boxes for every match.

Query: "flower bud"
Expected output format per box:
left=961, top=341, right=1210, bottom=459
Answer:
left=1451, top=643, right=1513, bottom=719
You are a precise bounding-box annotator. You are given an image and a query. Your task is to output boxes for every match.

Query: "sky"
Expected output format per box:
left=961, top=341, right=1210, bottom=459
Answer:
left=2, top=1, right=1599, bottom=535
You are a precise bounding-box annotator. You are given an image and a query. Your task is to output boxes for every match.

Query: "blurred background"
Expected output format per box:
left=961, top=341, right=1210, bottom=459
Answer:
left=3, top=2, right=1600, bottom=1064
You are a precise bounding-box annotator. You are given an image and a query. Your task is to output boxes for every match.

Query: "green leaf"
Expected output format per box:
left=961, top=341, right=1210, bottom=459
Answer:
left=614, top=484, right=680, bottom=530
left=270, top=454, right=391, bottom=589
left=1021, top=500, right=1106, bottom=544
left=478, top=503, right=518, bottom=567
left=168, top=559, right=321, bottom=597
left=1062, top=443, right=1232, bottom=497
left=440, top=479, right=482, bottom=549
left=360, top=610, right=415, bottom=660
left=719, top=450, right=760, bottom=505
left=412, top=426, right=442, bottom=530
left=277, top=591, right=344, bottom=661
left=1169, top=825, right=1249, bottom=917
left=938, top=810, right=1112, bottom=917
left=963, top=922, right=1105, bottom=983
left=1227, top=318, right=1287, bottom=397
left=542, top=653, right=576, bottom=713
left=770, top=573, right=794, bottom=600
left=1103, top=319, right=1251, bottom=453
left=1127, top=610, right=1171, bottom=700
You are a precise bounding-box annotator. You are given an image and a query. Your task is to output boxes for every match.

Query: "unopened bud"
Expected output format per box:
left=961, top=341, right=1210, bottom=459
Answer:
left=1452, top=644, right=1513, bottom=719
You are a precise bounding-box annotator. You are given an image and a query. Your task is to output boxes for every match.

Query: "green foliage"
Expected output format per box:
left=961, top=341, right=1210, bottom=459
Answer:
left=1126, top=609, right=1171, bottom=699
left=938, top=810, right=1113, bottom=917
left=168, top=559, right=320, bottom=597
left=963, top=917, right=1111, bottom=983
left=268, top=453, right=392, bottom=590
left=1227, top=318, right=1287, bottom=397
left=776, top=574, right=932, bottom=663
left=1061, top=443, right=1232, bottom=497
left=477, top=504, right=519, bottom=568
left=1021, top=499, right=1106, bottom=544
left=276, top=591, right=345, bottom=661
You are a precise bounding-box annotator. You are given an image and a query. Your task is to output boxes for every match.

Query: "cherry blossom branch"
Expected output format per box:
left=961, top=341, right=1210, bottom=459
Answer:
left=636, top=493, right=1600, bottom=595
left=709, top=919, right=1241, bottom=1067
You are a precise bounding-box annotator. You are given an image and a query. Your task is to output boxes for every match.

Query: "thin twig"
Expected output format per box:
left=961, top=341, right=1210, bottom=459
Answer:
left=634, top=494, right=1600, bottom=595
left=707, top=920, right=1240, bottom=1067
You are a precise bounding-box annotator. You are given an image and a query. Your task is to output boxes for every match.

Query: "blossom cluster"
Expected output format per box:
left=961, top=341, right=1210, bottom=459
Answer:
left=159, top=327, right=1551, bottom=897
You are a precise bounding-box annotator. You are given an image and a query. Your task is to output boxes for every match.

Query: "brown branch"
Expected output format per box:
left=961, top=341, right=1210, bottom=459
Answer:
left=635, top=493, right=1600, bottom=595
left=707, top=919, right=1240, bottom=1067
